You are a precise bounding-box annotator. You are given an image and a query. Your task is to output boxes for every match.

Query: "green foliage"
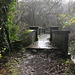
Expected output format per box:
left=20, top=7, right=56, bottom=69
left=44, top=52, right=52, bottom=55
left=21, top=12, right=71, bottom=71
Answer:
left=41, top=4, right=45, bottom=7
left=0, top=0, right=18, bottom=57
left=9, top=26, right=19, bottom=41
left=59, top=14, right=66, bottom=17
left=1, top=48, right=6, bottom=54
left=69, top=40, right=75, bottom=55
left=0, top=54, right=2, bottom=58
left=58, top=14, right=75, bottom=56
left=20, top=29, right=32, bottom=39
left=37, top=35, right=39, bottom=40
left=6, top=62, right=11, bottom=66
left=24, top=29, right=32, bottom=34
left=65, top=59, right=75, bottom=75
left=19, top=30, right=35, bottom=47
left=58, top=14, right=75, bottom=29
left=5, top=57, right=20, bottom=75
left=59, top=59, right=75, bottom=75
left=66, top=60, right=70, bottom=64
left=7, top=0, right=19, bottom=41
left=63, top=73, right=73, bottom=75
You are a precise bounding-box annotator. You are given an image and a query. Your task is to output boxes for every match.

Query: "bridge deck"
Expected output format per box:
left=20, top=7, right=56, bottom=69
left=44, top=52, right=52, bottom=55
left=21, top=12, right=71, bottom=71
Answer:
left=26, top=34, right=58, bottom=50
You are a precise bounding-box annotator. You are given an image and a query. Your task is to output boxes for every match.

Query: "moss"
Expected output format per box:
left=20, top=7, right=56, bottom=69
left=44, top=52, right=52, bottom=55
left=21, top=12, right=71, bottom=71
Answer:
left=19, top=29, right=35, bottom=47
left=19, top=29, right=32, bottom=39
left=32, top=38, right=35, bottom=43
left=37, top=36, right=39, bottom=40
left=25, top=29, right=32, bottom=34
left=0, top=28, right=1, bottom=30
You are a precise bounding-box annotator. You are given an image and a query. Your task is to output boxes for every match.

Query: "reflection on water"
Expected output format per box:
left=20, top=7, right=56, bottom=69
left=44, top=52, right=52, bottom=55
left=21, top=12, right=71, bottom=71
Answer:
left=71, top=55, right=75, bottom=63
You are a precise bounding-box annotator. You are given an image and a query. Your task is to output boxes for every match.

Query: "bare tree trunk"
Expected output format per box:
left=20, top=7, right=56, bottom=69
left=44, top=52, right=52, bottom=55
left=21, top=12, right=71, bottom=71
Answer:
left=33, top=11, right=35, bottom=26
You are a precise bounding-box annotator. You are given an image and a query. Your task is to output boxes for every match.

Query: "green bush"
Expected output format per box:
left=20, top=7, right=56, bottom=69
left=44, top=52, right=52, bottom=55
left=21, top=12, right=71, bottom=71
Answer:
left=69, top=40, right=75, bottom=55
left=9, top=26, right=19, bottom=41
left=19, top=30, right=32, bottom=46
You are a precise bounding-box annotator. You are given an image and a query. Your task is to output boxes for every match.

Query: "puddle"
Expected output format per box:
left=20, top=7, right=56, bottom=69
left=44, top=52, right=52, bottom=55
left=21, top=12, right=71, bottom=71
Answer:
left=71, top=55, right=75, bottom=63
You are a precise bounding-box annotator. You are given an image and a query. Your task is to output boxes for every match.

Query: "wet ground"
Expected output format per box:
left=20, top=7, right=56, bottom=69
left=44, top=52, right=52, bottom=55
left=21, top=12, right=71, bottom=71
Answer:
left=16, top=34, right=74, bottom=75
left=0, top=34, right=75, bottom=75
left=71, top=55, right=75, bottom=63
left=17, top=50, right=67, bottom=75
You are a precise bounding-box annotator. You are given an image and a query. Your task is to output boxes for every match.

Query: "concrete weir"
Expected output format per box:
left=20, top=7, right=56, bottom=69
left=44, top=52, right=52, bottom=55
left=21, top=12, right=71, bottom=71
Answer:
left=26, top=34, right=58, bottom=50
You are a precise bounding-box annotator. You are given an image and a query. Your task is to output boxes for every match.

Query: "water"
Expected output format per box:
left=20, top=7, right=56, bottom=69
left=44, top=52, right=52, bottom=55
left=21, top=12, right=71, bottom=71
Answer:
left=71, top=55, right=75, bottom=63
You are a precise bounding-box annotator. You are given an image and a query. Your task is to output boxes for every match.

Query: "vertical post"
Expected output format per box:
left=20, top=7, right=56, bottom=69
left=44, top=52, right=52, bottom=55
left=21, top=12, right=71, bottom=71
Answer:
left=30, top=26, right=39, bottom=41
left=50, top=26, right=59, bottom=41
left=39, top=27, right=42, bottom=35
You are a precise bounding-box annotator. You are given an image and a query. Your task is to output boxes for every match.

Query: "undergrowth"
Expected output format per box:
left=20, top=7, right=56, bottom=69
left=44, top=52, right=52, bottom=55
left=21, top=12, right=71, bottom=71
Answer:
left=0, top=48, right=25, bottom=75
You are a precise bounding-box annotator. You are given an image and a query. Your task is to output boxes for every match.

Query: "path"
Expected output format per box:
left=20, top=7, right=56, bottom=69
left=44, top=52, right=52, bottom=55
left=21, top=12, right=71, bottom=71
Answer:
left=13, top=34, right=74, bottom=75
left=17, top=50, right=65, bottom=75
left=17, top=34, right=66, bottom=75
left=26, top=34, right=58, bottom=50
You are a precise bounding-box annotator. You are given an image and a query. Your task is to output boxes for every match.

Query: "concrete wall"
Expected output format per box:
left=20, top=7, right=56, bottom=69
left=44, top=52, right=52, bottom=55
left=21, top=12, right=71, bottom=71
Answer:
left=12, top=30, right=36, bottom=50
left=22, top=30, right=36, bottom=47
left=50, top=26, right=59, bottom=41
left=52, top=30, right=70, bottom=56
left=30, top=26, right=39, bottom=41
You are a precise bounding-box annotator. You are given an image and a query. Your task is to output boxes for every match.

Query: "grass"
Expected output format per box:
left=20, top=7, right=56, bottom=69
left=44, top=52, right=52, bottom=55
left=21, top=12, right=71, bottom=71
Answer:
left=0, top=48, right=25, bottom=75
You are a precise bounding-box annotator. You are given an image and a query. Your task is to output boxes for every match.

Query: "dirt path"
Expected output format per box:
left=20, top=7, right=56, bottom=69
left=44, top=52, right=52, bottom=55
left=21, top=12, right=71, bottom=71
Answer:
left=17, top=50, right=66, bottom=75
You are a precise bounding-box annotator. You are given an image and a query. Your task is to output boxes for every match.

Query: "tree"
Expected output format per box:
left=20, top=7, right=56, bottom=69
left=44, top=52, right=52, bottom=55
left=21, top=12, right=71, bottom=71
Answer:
left=0, top=0, right=17, bottom=56
left=16, top=0, right=63, bottom=29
